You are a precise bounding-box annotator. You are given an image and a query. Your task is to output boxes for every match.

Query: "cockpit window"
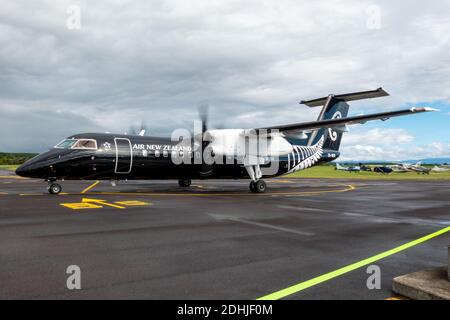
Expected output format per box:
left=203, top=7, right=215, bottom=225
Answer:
left=72, top=139, right=97, bottom=149
left=55, top=139, right=98, bottom=150
left=55, top=139, right=77, bottom=149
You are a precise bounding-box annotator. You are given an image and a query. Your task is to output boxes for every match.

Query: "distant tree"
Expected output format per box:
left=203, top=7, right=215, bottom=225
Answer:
left=0, top=153, right=38, bottom=165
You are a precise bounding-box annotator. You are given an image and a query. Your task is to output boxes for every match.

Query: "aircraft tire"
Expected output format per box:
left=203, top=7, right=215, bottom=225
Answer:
left=178, top=178, right=191, bottom=187
left=48, top=183, right=62, bottom=195
left=249, top=181, right=256, bottom=192
left=254, top=180, right=266, bottom=193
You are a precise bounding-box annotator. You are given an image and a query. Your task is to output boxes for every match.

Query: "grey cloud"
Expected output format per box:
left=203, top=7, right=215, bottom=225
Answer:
left=0, top=103, right=101, bottom=152
left=0, top=0, right=449, bottom=153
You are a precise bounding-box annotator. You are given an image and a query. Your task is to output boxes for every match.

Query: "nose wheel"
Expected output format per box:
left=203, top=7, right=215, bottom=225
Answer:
left=178, top=178, right=192, bottom=187
left=48, top=182, right=62, bottom=195
left=250, top=179, right=266, bottom=193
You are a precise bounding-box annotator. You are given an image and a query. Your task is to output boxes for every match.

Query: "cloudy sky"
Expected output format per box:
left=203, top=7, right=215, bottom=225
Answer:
left=1, top=0, right=449, bottom=160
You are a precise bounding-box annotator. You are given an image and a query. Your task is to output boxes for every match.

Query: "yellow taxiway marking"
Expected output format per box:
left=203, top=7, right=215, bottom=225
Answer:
left=115, top=200, right=152, bottom=206
left=257, top=226, right=450, bottom=300
left=9, top=183, right=355, bottom=198
left=80, top=181, right=100, bottom=194
left=271, top=179, right=296, bottom=184
left=0, top=175, right=28, bottom=179
left=93, top=184, right=355, bottom=197
left=81, top=198, right=125, bottom=209
left=60, top=202, right=103, bottom=210
left=60, top=198, right=152, bottom=210
left=385, top=296, right=409, bottom=300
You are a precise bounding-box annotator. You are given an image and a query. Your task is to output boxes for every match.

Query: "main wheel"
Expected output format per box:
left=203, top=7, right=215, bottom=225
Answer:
left=254, top=180, right=266, bottom=193
left=178, top=178, right=191, bottom=187
left=249, top=181, right=256, bottom=192
left=48, top=183, right=62, bottom=195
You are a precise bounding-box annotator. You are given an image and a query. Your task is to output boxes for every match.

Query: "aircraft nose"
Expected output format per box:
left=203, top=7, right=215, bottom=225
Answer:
left=15, top=156, right=51, bottom=178
left=15, top=163, right=32, bottom=177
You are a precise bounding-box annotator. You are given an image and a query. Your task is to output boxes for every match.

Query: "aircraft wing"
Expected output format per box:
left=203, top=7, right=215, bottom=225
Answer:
left=254, top=107, right=437, bottom=134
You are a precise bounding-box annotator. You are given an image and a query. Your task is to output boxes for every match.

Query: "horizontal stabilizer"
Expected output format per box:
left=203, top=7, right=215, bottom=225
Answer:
left=300, top=88, right=389, bottom=107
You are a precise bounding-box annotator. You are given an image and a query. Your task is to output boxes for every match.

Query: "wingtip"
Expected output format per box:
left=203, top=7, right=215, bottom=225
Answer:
left=410, top=107, right=440, bottom=112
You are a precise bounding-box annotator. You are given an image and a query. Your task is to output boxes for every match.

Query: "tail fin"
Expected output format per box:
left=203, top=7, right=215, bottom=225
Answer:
left=304, top=88, right=389, bottom=157
left=307, top=96, right=349, bottom=152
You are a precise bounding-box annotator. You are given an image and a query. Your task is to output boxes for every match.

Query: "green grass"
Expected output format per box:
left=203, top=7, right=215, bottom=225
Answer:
left=0, top=165, right=19, bottom=171
left=287, top=165, right=450, bottom=180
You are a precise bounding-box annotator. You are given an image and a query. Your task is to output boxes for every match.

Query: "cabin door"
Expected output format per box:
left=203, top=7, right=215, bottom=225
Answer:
left=114, top=138, right=133, bottom=174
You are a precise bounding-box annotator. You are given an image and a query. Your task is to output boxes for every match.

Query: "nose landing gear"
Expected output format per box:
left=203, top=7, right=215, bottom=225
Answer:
left=48, top=182, right=62, bottom=195
left=46, top=179, right=62, bottom=195
left=178, top=178, right=192, bottom=187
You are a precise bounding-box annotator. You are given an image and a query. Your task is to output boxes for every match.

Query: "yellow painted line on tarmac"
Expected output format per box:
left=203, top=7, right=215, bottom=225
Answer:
left=7, top=183, right=355, bottom=198
left=0, top=175, right=28, bottom=179
left=272, top=179, right=297, bottom=184
left=115, top=200, right=152, bottom=206
left=80, top=180, right=100, bottom=194
left=93, top=184, right=355, bottom=197
left=257, top=226, right=450, bottom=300
left=385, top=296, right=409, bottom=300
left=82, top=197, right=126, bottom=209
left=60, top=202, right=103, bottom=210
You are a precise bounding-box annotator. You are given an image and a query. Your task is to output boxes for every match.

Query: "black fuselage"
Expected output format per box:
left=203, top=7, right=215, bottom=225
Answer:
left=15, top=133, right=305, bottom=180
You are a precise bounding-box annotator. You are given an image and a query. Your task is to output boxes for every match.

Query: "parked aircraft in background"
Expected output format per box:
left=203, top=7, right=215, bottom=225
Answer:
left=359, top=164, right=372, bottom=172
left=431, top=165, right=450, bottom=172
left=406, top=162, right=431, bottom=174
left=390, top=164, right=409, bottom=173
left=335, top=163, right=361, bottom=172
left=373, top=166, right=393, bottom=174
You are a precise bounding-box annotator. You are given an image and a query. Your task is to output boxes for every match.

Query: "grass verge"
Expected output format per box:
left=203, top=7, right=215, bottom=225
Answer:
left=286, top=165, right=450, bottom=180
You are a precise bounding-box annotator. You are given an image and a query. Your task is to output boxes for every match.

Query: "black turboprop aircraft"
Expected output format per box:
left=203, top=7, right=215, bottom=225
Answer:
left=16, top=88, right=436, bottom=194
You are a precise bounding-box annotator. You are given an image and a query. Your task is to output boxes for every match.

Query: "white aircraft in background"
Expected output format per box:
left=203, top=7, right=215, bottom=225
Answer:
left=405, top=162, right=431, bottom=174
left=335, top=163, right=361, bottom=172
left=390, top=164, right=409, bottom=173
left=431, top=165, right=450, bottom=172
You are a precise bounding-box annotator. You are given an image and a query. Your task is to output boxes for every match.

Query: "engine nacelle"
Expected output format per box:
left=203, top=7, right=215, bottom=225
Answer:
left=207, top=129, right=293, bottom=158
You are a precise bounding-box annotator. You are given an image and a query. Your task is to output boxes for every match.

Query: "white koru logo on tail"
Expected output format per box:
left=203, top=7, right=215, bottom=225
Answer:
left=328, top=111, right=342, bottom=142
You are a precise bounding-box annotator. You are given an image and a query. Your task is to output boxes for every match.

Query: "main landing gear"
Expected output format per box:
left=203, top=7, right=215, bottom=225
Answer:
left=178, top=178, right=192, bottom=187
left=47, top=180, right=62, bottom=195
left=249, top=179, right=266, bottom=193
left=245, top=164, right=266, bottom=193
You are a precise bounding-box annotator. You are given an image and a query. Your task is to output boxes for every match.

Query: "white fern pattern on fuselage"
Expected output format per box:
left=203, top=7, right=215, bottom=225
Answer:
left=287, top=136, right=324, bottom=173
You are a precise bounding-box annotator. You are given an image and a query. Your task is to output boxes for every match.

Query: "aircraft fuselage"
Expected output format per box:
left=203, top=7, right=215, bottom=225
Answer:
left=16, top=132, right=337, bottom=181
